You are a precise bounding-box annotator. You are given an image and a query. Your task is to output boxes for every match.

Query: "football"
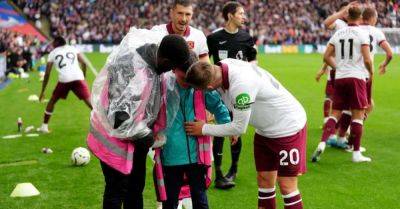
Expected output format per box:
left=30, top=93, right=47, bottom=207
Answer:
left=71, top=147, right=91, bottom=166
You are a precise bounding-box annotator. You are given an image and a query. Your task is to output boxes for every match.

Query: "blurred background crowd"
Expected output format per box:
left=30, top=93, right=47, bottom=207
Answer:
left=10, top=0, right=400, bottom=45
left=1, top=0, right=399, bottom=78
left=0, top=30, right=45, bottom=77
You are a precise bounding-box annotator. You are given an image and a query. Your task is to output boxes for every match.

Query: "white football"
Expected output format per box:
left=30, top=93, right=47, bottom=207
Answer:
left=71, top=147, right=90, bottom=166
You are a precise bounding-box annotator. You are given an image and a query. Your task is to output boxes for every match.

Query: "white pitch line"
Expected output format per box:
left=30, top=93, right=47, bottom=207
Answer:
left=82, top=53, right=98, bottom=76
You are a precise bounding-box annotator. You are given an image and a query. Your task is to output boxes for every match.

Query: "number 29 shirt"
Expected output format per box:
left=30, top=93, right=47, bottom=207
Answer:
left=48, top=45, right=84, bottom=83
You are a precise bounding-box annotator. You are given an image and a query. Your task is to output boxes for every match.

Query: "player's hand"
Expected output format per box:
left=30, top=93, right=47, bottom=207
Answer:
left=369, top=72, right=374, bottom=81
left=315, top=70, right=324, bottom=82
left=341, top=1, right=358, bottom=17
left=230, top=136, right=239, bottom=145
left=378, top=64, right=387, bottom=75
left=39, top=92, right=45, bottom=102
left=206, top=111, right=215, bottom=123
left=185, top=120, right=205, bottom=136
left=346, top=1, right=359, bottom=10
left=151, top=133, right=166, bottom=148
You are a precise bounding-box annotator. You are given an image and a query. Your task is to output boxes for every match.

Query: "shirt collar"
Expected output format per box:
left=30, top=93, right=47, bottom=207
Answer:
left=166, top=22, right=191, bottom=37
left=217, top=62, right=229, bottom=90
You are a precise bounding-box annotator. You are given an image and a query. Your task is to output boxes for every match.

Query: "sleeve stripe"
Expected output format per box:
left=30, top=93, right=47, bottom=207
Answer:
left=361, top=44, right=370, bottom=46
left=199, top=53, right=209, bottom=58
left=378, top=40, right=386, bottom=46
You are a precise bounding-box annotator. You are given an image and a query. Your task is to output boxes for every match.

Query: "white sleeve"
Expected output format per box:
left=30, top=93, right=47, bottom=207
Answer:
left=202, top=108, right=251, bottom=136
left=198, top=32, right=209, bottom=56
left=72, top=46, right=80, bottom=54
left=150, top=25, right=163, bottom=32
left=47, top=51, right=55, bottom=63
left=202, top=82, right=257, bottom=136
left=328, top=32, right=337, bottom=46
left=376, top=30, right=387, bottom=46
left=334, top=19, right=347, bottom=31
left=360, top=32, right=370, bottom=45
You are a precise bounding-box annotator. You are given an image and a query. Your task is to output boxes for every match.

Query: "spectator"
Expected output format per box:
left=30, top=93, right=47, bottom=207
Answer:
left=12, top=0, right=400, bottom=45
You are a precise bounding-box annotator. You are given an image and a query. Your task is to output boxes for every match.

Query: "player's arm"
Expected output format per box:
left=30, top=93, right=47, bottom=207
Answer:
left=378, top=41, right=393, bottom=75
left=77, top=53, right=87, bottom=78
left=185, top=84, right=255, bottom=137
left=39, top=62, right=53, bottom=101
left=323, top=1, right=357, bottom=30
left=316, top=63, right=329, bottom=82
left=323, top=44, right=336, bottom=70
left=361, top=45, right=373, bottom=78
left=185, top=106, right=251, bottom=137
left=323, top=11, right=345, bottom=30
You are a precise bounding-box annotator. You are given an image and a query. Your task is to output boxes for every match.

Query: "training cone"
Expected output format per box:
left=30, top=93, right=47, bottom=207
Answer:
left=10, top=183, right=40, bottom=197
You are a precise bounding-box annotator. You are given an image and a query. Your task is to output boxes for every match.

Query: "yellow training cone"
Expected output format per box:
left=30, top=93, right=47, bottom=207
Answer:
left=10, top=183, right=40, bottom=197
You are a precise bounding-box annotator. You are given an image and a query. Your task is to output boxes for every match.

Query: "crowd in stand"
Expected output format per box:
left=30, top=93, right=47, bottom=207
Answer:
left=0, top=30, right=46, bottom=76
left=10, top=0, right=400, bottom=45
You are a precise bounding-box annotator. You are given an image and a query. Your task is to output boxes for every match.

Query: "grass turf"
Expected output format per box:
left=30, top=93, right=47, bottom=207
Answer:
left=0, top=53, right=399, bottom=209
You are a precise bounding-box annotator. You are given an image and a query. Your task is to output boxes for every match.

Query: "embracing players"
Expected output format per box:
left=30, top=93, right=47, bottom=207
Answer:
left=312, top=6, right=373, bottom=163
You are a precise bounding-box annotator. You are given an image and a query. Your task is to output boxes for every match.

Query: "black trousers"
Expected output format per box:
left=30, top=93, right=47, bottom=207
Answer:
left=162, top=164, right=209, bottom=209
left=100, top=145, right=149, bottom=209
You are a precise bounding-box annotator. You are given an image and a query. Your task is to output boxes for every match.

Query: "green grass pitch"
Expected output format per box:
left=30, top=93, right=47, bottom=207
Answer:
left=0, top=53, right=399, bottom=209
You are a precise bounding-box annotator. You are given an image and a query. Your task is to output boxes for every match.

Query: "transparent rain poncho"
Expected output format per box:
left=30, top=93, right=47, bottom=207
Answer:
left=91, top=27, right=179, bottom=139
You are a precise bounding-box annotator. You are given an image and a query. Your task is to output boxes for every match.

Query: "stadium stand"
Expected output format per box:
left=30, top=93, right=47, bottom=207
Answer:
left=11, top=0, right=400, bottom=45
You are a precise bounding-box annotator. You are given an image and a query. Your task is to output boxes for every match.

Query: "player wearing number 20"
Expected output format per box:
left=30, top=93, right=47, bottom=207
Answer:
left=313, top=6, right=373, bottom=163
left=38, top=36, right=92, bottom=133
left=184, top=58, right=307, bottom=209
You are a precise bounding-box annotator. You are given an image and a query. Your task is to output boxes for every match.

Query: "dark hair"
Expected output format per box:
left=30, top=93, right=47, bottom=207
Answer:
left=173, top=0, right=192, bottom=8
left=222, top=1, right=243, bottom=21
left=185, top=62, right=213, bottom=89
left=348, top=6, right=362, bottom=21
left=158, top=34, right=190, bottom=70
left=180, top=50, right=198, bottom=72
left=339, top=2, right=349, bottom=10
left=362, top=7, right=377, bottom=21
left=53, top=36, right=66, bottom=48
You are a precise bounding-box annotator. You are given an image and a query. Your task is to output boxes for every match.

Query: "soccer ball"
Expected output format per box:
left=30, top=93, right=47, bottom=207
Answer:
left=71, top=147, right=90, bottom=166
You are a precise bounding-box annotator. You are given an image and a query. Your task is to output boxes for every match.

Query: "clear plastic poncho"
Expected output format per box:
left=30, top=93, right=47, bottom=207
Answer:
left=90, top=27, right=179, bottom=139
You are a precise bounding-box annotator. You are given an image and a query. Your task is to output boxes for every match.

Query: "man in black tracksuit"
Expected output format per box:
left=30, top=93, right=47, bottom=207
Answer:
left=206, top=1, right=257, bottom=189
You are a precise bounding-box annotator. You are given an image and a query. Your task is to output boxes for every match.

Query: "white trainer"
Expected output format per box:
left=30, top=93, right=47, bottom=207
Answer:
left=352, top=151, right=371, bottom=163
left=345, top=146, right=366, bottom=153
left=37, top=125, right=50, bottom=133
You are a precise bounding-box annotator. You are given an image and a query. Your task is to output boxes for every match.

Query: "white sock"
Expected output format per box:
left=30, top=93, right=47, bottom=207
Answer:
left=323, top=117, right=329, bottom=124
left=353, top=150, right=361, bottom=158
left=182, top=198, right=193, bottom=209
left=177, top=200, right=183, bottom=209
left=41, top=124, right=48, bottom=130
left=318, top=142, right=326, bottom=151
